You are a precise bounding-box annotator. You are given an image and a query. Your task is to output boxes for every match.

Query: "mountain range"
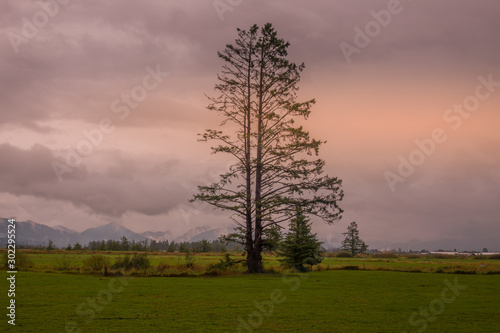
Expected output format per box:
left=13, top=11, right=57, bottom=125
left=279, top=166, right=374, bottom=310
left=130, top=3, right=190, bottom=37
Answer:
left=0, top=218, right=496, bottom=251
left=0, top=218, right=231, bottom=248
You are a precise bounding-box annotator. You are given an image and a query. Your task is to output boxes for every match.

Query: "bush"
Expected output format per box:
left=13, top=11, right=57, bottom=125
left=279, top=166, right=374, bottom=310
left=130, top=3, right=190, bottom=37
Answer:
left=112, top=253, right=150, bottom=271
left=371, top=252, right=398, bottom=259
left=406, top=254, right=424, bottom=259
left=206, top=253, right=242, bottom=273
left=336, top=251, right=353, bottom=258
left=489, top=254, right=500, bottom=260
left=1, top=251, right=34, bottom=270
left=156, top=262, right=172, bottom=272
left=112, top=255, right=131, bottom=270
left=184, top=250, right=196, bottom=268
left=82, top=255, right=110, bottom=271
left=428, top=254, right=454, bottom=259
left=130, top=253, right=150, bottom=270
left=342, top=265, right=359, bottom=270
left=56, top=255, right=72, bottom=271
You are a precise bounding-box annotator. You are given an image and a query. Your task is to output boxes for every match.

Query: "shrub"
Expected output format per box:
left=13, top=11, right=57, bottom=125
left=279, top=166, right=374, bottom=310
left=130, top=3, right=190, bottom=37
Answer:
left=206, top=253, right=243, bottom=273
left=406, top=254, right=424, bottom=259
left=371, top=252, right=398, bottom=259
left=130, top=253, right=150, bottom=270
left=184, top=250, right=196, bottom=268
left=428, top=254, right=454, bottom=259
left=112, top=255, right=131, bottom=270
left=82, top=254, right=110, bottom=271
left=489, top=254, right=500, bottom=260
left=342, top=265, right=359, bottom=270
left=112, top=253, right=150, bottom=271
left=1, top=251, right=34, bottom=270
left=336, top=251, right=353, bottom=258
left=453, top=270, right=476, bottom=274
left=56, top=255, right=72, bottom=271
left=156, top=262, right=172, bottom=272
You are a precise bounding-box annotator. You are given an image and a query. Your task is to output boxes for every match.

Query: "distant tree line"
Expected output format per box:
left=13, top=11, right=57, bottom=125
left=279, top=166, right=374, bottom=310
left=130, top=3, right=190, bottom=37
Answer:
left=22, top=237, right=244, bottom=253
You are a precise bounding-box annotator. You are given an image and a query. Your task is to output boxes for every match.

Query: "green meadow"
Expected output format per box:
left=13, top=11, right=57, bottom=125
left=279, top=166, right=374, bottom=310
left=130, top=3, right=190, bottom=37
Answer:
left=16, top=250, right=500, bottom=275
left=2, top=251, right=500, bottom=332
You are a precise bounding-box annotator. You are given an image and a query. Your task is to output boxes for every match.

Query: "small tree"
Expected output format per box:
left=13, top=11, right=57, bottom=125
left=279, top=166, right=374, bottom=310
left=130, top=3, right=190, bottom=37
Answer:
left=341, top=222, right=368, bottom=257
left=200, top=239, right=212, bottom=253
left=47, top=239, right=55, bottom=251
left=167, top=241, right=177, bottom=253
left=120, top=236, right=129, bottom=251
left=184, top=250, right=196, bottom=268
left=179, top=243, right=188, bottom=253
left=278, top=207, right=323, bottom=272
left=73, top=242, right=83, bottom=251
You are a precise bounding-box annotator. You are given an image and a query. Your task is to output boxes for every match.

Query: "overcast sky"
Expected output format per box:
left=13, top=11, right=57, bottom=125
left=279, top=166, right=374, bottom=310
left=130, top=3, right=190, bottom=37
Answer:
left=1, top=0, right=499, bottom=249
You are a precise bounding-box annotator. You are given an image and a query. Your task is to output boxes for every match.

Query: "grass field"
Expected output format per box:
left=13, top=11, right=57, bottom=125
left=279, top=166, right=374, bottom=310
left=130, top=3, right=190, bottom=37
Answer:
left=11, top=250, right=500, bottom=275
left=2, top=251, right=500, bottom=332
left=2, top=270, right=499, bottom=332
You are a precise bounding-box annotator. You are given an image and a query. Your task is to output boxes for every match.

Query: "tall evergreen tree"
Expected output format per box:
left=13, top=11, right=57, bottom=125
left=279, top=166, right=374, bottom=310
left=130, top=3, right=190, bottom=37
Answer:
left=278, top=207, right=323, bottom=272
left=341, top=221, right=368, bottom=256
left=193, top=23, right=343, bottom=273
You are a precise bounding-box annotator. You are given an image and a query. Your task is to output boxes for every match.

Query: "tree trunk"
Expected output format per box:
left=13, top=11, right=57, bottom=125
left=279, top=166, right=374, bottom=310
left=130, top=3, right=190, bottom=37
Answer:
left=246, top=248, right=264, bottom=273
left=244, top=42, right=254, bottom=272
left=247, top=46, right=266, bottom=274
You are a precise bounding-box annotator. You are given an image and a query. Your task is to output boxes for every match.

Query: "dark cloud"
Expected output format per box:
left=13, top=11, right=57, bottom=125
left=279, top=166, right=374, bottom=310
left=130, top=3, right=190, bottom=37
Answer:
left=2, top=0, right=499, bottom=130
left=0, top=143, right=191, bottom=217
left=0, top=1, right=498, bottom=247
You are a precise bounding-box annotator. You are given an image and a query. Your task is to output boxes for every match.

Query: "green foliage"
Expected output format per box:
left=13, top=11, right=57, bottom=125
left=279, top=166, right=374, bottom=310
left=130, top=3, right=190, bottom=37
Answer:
left=336, top=251, right=353, bottom=258
left=207, top=252, right=244, bottom=273
left=278, top=208, right=323, bottom=272
left=55, top=254, right=72, bottom=270
left=1, top=250, right=34, bottom=270
left=111, top=255, right=131, bottom=270
left=341, top=221, right=368, bottom=256
left=198, top=239, right=212, bottom=253
left=405, top=254, right=424, bottom=259
left=167, top=241, right=177, bottom=252
left=184, top=250, right=196, bottom=268
left=370, top=252, right=398, bottom=259
left=179, top=243, right=188, bottom=253
left=82, top=254, right=110, bottom=271
left=262, top=224, right=282, bottom=253
left=112, top=253, right=150, bottom=271
left=220, top=225, right=281, bottom=254
left=47, top=239, right=55, bottom=251
left=120, top=236, right=130, bottom=251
